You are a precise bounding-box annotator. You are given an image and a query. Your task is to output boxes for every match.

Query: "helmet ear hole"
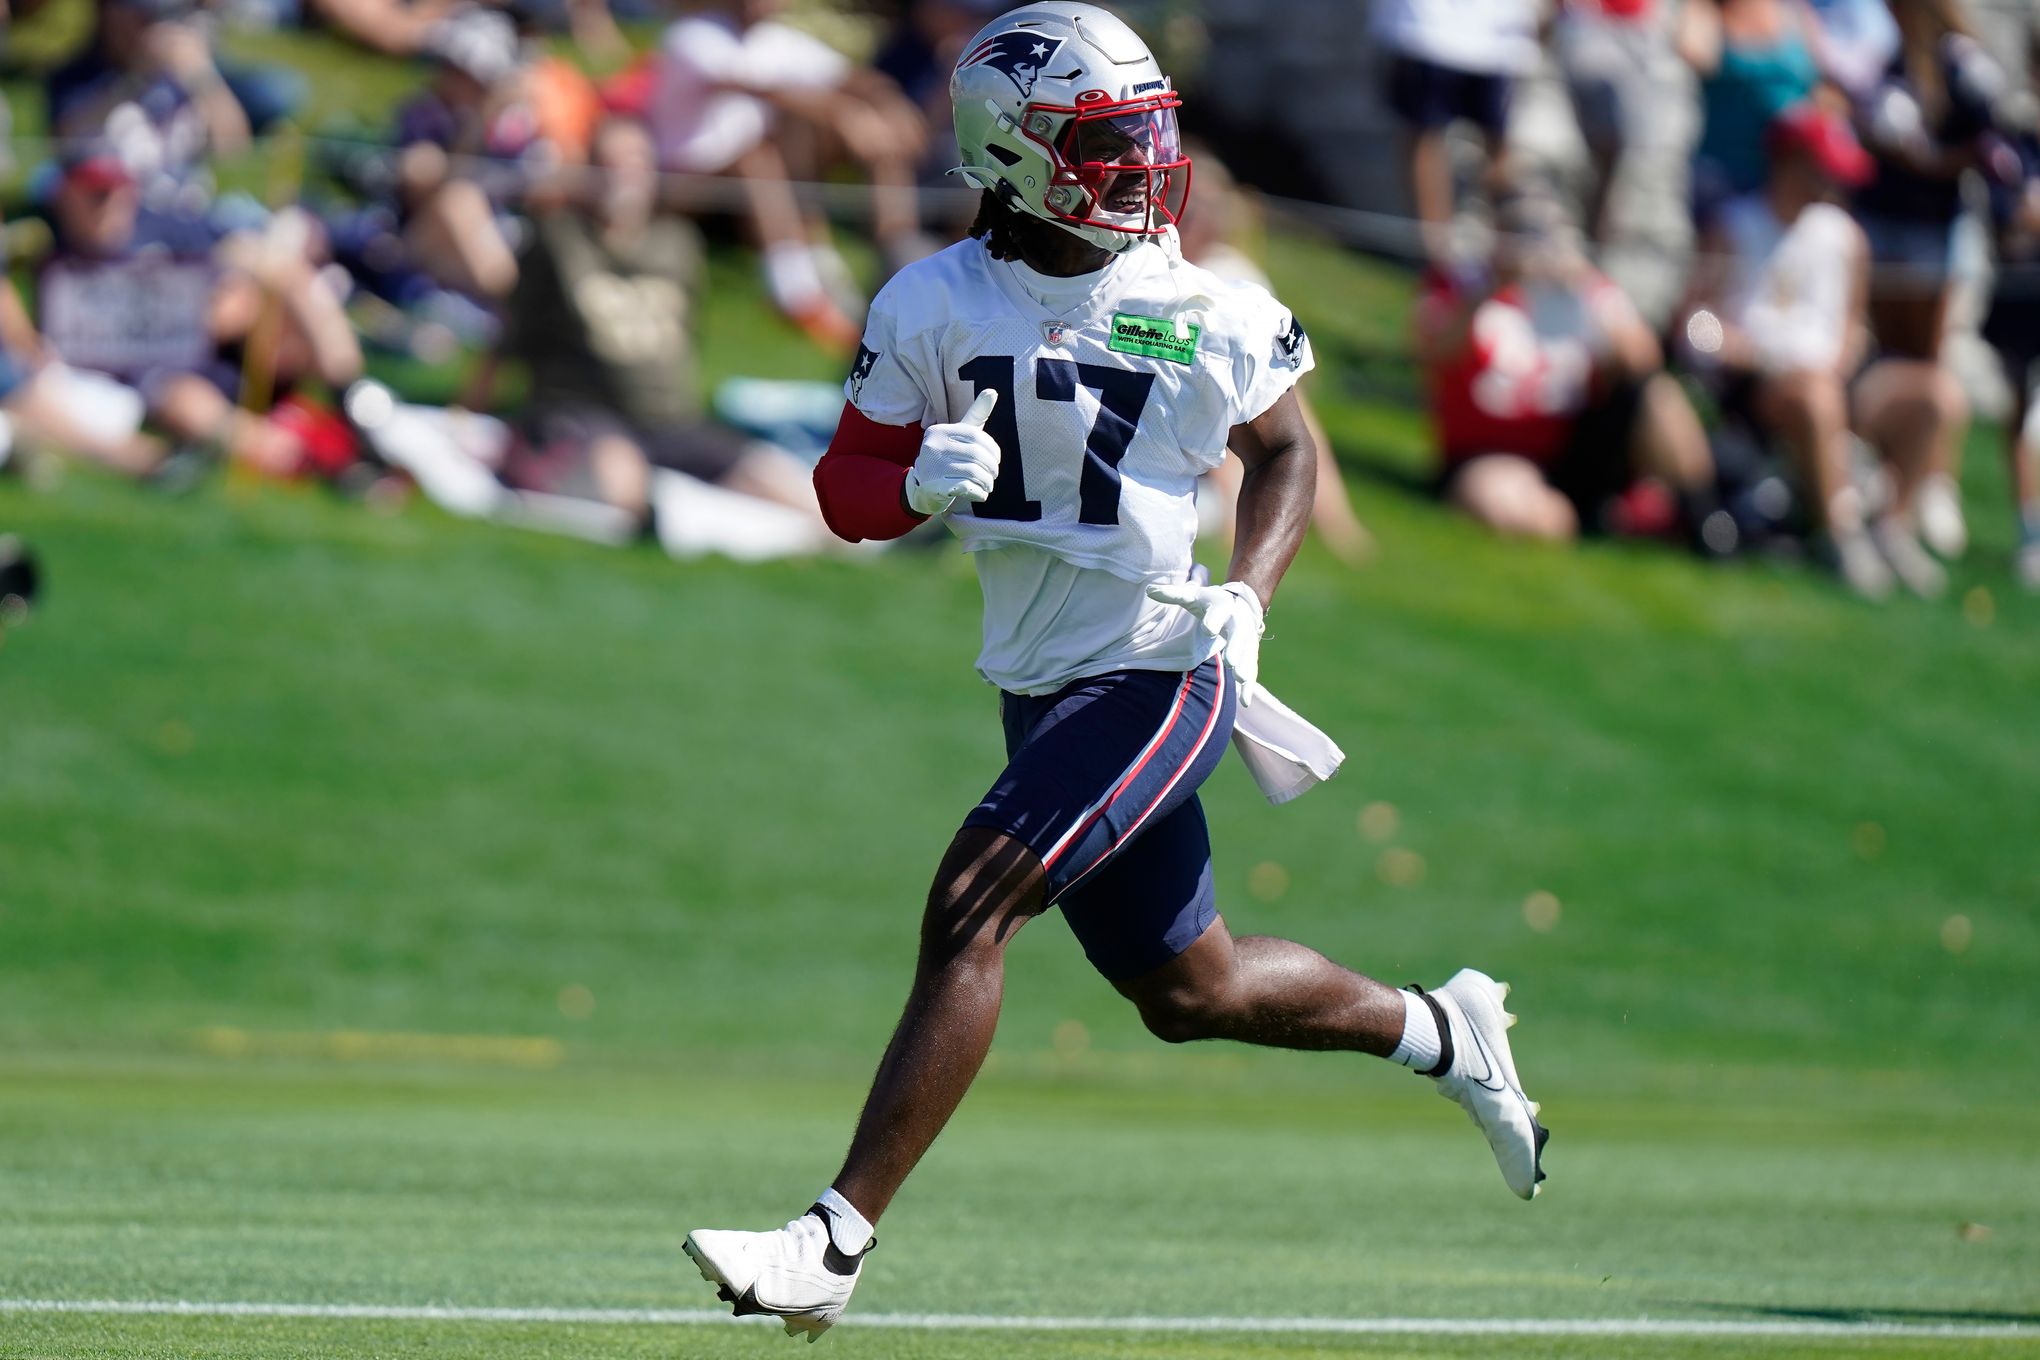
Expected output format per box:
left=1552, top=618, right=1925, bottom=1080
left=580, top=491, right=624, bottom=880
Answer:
left=987, top=144, right=1022, bottom=167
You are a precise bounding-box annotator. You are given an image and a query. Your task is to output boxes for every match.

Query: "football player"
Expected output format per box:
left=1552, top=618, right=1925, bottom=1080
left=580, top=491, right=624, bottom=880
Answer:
left=684, top=4, right=1547, bottom=1341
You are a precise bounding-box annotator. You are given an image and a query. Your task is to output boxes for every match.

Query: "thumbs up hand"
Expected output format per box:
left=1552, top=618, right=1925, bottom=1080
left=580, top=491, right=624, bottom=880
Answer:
left=904, top=389, right=1001, bottom=517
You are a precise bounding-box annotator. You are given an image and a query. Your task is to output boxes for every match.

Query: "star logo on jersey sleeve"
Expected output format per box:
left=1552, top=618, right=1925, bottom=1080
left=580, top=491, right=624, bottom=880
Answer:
left=1275, top=315, right=1308, bottom=369
left=849, top=342, right=881, bottom=400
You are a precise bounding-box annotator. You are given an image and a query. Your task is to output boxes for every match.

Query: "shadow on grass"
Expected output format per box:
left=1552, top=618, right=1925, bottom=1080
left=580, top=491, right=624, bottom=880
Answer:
left=1685, top=1302, right=2040, bottom=1327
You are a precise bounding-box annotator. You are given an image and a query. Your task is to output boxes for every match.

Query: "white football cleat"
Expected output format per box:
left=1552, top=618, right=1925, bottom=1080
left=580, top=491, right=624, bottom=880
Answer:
left=1419, top=968, right=1549, bottom=1200
left=684, top=1205, right=870, bottom=1343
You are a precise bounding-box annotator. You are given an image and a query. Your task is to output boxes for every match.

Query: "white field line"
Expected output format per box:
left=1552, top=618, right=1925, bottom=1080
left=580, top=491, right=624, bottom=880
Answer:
left=1, top=1299, right=2035, bottom=1340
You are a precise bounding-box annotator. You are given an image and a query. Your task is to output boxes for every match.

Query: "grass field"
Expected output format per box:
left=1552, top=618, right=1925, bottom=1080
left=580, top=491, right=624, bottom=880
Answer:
left=2, top=16, right=2039, bottom=1352
left=4, top=388, right=2038, bottom=1358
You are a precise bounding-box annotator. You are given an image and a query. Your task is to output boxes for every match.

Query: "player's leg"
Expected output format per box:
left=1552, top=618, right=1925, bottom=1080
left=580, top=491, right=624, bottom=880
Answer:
left=1125, top=912, right=1547, bottom=1199
left=830, top=826, right=1045, bottom=1220
left=834, top=658, right=1233, bottom=1205
left=1059, top=795, right=1400, bottom=1053
left=684, top=826, right=1044, bottom=1339
left=1071, top=798, right=1547, bottom=1200
left=1119, top=907, right=1406, bottom=1053
left=686, top=662, right=1231, bottom=1335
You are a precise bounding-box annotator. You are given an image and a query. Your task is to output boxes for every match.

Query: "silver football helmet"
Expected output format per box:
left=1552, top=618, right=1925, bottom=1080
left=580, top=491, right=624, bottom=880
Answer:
left=949, top=2, right=1189, bottom=254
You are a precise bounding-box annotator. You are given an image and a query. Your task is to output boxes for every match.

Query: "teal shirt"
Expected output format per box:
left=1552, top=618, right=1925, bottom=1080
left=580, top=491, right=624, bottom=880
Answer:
left=1696, top=35, right=1820, bottom=194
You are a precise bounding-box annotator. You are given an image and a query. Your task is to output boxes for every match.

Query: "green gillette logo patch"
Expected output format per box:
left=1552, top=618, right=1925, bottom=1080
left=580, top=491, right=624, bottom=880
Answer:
left=1109, top=312, right=1199, bottom=364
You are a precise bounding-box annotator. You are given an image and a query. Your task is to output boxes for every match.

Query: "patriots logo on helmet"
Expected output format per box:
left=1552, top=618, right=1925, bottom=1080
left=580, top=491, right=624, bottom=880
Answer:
left=962, top=31, right=1068, bottom=98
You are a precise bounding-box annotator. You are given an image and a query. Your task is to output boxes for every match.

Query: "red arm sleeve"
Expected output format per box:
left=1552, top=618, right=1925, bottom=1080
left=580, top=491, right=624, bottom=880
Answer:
left=813, top=402, right=928, bottom=543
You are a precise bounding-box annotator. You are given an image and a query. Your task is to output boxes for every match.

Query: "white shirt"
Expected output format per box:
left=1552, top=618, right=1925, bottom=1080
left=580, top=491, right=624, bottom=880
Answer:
left=1370, top=0, right=1542, bottom=75
left=848, top=237, right=1313, bottom=694
left=1718, top=198, right=1862, bottom=375
left=651, top=16, right=848, bottom=172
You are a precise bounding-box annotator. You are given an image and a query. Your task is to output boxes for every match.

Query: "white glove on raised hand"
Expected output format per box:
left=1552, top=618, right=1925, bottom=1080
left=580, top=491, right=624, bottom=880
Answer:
left=903, top=389, right=1000, bottom=517
left=1145, top=578, right=1265, bottom=705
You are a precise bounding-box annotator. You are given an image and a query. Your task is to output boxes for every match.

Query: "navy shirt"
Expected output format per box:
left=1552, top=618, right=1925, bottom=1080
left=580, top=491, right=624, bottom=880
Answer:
left=1856, top=35, right=2003, bottom=225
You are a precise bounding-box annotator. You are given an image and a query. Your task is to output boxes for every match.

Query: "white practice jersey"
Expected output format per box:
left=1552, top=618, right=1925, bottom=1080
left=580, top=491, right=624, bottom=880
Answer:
left=846, top=236, right=1314, bottom=694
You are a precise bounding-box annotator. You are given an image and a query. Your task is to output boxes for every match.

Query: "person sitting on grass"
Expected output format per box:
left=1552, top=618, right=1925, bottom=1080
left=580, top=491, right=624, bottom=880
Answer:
left=0, top=252, right=168, bottom=479
left=1414, top=186, right=1720, bottom=547
left=491, top=116, right=826, bottom=534
left=1682, top=103, right=1961, bottom=598
left=387, top=6, right=533, bottom=305
left=36, top=142, right=362, bottom=481
left=47, top=0, right=252, bottom=194
left=649, top=0, right=933, bottom=351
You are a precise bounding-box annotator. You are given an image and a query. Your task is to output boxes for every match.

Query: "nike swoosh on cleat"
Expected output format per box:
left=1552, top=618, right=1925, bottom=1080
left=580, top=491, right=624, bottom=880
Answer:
left=1462, top=1019, right=1508, bottom=1093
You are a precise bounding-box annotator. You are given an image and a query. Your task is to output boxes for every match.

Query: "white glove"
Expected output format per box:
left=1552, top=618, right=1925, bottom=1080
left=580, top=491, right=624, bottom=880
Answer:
left=1145, top=578, right=1265, bottom=705
left=903, top=389, right=1000, bottom=517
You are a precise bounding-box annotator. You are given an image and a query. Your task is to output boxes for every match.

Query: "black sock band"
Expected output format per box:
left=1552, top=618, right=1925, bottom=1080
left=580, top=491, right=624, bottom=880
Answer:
left=807, top=1204, right=873, bottom=1275
left=1409, top=985, right=1454, bottom=1079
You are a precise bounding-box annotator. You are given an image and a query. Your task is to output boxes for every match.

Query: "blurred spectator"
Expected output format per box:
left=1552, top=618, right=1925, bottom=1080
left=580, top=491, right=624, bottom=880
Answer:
left=1371, top=0, right=1539, bottom=264
left=1804, top=0, right=1901, bottom=98
left=1414, top=187, right=1718, bottom=544
left=507, top=2, right=608, bottom=167
left=49, top=0, right=254, bottom=195
left=1981, top=113, right=2040, bottom=588
left=1678, top=0, right=1822, bottom=224
left=650, top=0, right=932, bottom=349
left=872, top=0, right=1002, bottom=196
left=390, top=6, right=529, bottom=301
left=1852, top=0, right=2005, bottom=560
left=1684, top=104, right=1956, bottom=596
left=303, top=0, right=457, bottom=57
left=0, top=213, right=168, bottom=478
left=37, top=142, right=362, bottom=479
left=1177, top=148, right=1372, bottom=566
left=1553, top=0, right=1671, bottom=243
left=1853, top=0, right=1999, bottom=358
left=495, top=117, right=824, bottom=528
left=502, top=0, right=628, bottom=70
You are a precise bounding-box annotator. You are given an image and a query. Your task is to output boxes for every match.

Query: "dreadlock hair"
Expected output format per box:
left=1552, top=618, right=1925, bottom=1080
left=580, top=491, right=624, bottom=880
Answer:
left=967, top=188, right=1029, bottom=262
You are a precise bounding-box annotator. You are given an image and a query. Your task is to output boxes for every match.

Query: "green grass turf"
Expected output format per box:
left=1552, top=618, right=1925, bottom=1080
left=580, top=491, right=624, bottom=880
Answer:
left=13, top=1318, right=2036, bottom=1360
left=0, top=1057, right=2035, bottom=1357
left=2, top=430, right=2036, bottom=1356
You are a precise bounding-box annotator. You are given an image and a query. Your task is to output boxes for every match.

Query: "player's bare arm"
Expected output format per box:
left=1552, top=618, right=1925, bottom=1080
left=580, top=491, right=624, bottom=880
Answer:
left=1226, top=386, right=1316, bottom=609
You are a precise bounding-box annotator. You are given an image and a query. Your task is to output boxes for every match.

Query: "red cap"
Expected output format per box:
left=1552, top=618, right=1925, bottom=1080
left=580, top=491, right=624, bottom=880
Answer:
left=63, top=152, right=133, bottom=193
left=1768, top=104, right=1874, bottom=187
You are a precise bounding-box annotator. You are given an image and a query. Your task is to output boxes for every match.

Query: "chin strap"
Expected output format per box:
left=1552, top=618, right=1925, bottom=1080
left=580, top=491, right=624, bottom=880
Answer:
left=1153, top=225, right=1213, bottom=341
left=946, top=164, right=1000, bottom=191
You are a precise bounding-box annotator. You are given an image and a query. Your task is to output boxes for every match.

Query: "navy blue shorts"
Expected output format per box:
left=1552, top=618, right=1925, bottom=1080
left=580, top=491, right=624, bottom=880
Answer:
left=962, top=657, right=1237, bottom=982
left=1386, top=53, right=1513, bottom=137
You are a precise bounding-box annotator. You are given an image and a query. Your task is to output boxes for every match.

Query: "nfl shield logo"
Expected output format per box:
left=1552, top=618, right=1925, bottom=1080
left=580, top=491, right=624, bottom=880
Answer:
left=1042, top=321, right=1068, bottom=346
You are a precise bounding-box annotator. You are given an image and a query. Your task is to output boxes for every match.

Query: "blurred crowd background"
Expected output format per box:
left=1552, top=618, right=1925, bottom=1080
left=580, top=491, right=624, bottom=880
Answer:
left=1, top=0, right=2038, bottom=613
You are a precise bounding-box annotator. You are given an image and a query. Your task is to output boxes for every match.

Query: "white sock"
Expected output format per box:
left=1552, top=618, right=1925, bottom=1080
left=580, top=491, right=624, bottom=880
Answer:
left=764, top=241, right=826, bottom=311
left=814, top=1187, right=874, bottom=1254
left=1389, top=988, right=1443, bottom=1073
